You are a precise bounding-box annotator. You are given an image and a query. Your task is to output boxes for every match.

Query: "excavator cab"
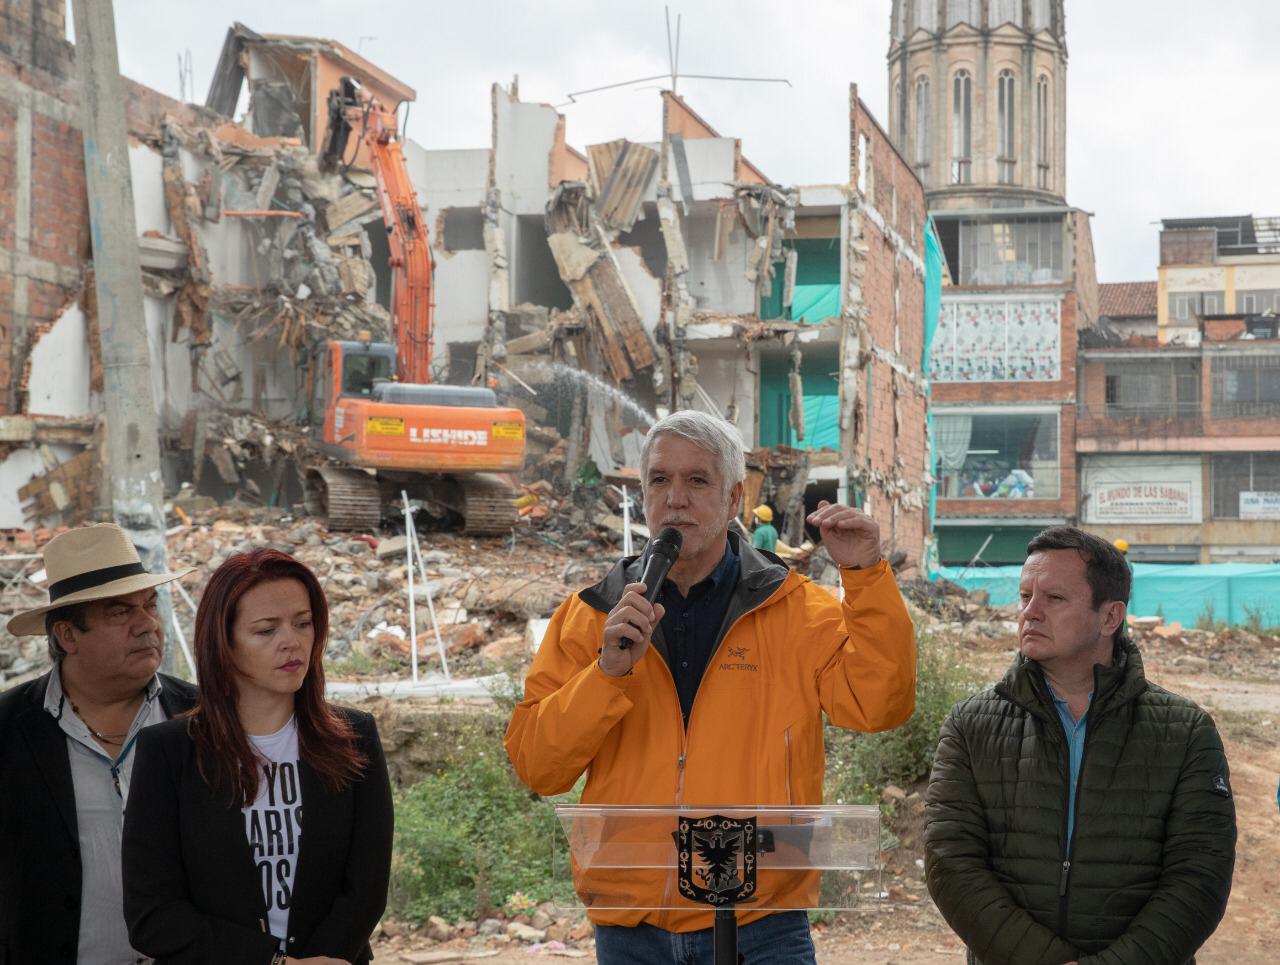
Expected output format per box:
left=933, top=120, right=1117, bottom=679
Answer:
left=309, top=339, right=397, bottom=448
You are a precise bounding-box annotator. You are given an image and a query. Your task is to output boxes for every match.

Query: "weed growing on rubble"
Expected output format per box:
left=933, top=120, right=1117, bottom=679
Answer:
left=825, top=629, right=981, bottom=801
left=389, top=713, right=579, bottom=923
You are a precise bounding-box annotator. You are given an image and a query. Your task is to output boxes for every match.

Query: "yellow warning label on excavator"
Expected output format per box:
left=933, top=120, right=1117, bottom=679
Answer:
left=492, top=421, right=524, bottom=440
left=366, top=416, right=406, bottom=436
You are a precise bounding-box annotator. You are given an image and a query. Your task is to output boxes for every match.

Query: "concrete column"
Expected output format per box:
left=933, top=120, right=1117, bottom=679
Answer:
left=71, top=0, right=179, bottom=672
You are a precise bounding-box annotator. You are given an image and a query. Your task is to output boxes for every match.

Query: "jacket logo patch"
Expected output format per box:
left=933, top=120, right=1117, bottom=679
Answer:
left=677, top=814, right=757, bottom=906
left=727, top=646, right=749, bottom=659
left=1211, top=773, right=1231, bottom=798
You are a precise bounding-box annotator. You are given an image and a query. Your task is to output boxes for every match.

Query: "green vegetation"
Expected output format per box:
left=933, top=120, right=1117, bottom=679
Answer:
left=825, top=629, right=982, bottom=804
left=388, top=712, right=579, bottom=923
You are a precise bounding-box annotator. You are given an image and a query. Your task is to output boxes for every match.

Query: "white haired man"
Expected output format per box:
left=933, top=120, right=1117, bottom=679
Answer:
left=0, top=524, right=196, bottom=965
left=505, top=410, right=917, bottom=964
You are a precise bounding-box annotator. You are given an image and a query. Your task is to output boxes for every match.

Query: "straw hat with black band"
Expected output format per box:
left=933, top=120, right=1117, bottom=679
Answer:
left=6, top=523, right=195, bottom=637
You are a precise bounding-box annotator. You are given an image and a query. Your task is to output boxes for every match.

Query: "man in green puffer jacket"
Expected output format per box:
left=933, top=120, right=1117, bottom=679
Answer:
left=925, top=526, right=1236, bottom=965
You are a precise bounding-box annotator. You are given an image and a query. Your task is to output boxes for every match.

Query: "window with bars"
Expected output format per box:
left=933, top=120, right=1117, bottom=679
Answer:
left=1035, top=76, right=1050, bottom=189
left=1103, top=359, right=1201, bottom=418
left=952, top=70, right=972, bottom=185
left=935, top=411, right=1060, bottom=499
left=997, top=70, right=1016, bottom=184
left=1212, top=453, right=1280, bottom=518
left=1211, top=355, right=1280, bottom=417
left=1239, top=290, right=1280, bottom=315
left=1169, top=291, right=1226, bottom=322
left=953, top=215, right=1064, bottom=285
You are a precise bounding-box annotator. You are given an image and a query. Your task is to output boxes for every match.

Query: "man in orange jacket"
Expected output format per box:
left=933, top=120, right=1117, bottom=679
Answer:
left=504, top=410, right=916, bottom=965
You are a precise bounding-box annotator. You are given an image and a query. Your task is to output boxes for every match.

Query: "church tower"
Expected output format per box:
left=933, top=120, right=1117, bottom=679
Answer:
left=888, top=0, right=1067, bottom=210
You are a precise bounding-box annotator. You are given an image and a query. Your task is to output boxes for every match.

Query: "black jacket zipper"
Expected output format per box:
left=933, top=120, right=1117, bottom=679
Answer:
left=1055, top=665, right=1104, bottom=937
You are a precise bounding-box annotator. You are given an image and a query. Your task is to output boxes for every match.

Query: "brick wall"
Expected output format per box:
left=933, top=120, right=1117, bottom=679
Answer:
left=848, top=89, right=930, bottom=571
left=0, top=0, right=252, bottom=415
left=1, top=0, right=80, bottom=414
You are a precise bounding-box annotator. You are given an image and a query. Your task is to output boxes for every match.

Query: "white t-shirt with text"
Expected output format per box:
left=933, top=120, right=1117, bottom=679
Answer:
left=243, top=716, right=303, bottom=945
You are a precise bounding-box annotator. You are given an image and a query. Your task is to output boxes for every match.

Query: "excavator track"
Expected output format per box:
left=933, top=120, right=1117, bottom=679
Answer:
left=457, top=474, right=519, bottom=536
left=304, top=466, right=383, bottom=532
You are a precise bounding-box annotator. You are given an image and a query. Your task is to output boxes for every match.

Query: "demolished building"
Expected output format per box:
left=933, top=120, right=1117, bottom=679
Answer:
left=0, top=5, right=936, bottom=574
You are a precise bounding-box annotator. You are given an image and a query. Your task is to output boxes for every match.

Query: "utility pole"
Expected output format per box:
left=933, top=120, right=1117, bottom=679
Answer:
left=72, top=0, right=180, bottom=673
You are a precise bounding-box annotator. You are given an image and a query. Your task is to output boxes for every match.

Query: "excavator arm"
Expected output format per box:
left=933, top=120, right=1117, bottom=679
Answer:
left=323, top=77, right=433, bottom=385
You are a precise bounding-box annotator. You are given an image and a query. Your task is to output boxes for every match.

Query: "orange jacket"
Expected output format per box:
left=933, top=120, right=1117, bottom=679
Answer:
left=504, top=539, right=916, bottom=931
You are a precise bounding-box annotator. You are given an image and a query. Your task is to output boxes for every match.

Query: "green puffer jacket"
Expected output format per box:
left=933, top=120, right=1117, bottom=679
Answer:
left=925, top=641, right=1235, bottom=965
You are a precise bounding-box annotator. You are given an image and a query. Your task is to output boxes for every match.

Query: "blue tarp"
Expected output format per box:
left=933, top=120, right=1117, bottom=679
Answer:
left=937, top=562, right=1280, bottom=628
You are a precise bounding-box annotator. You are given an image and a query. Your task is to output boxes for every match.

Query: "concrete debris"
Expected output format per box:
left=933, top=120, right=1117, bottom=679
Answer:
left=546, top=182, right=657, bottom=383
left=586, top=139, right=659, bottom=231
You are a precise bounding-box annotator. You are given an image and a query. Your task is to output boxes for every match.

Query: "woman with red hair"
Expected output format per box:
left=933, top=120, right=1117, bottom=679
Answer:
left=122, top=549, right=392, bottom=965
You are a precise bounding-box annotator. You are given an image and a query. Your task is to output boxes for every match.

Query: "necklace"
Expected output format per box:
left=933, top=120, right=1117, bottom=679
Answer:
left=65, top=694, right=130, bottom=745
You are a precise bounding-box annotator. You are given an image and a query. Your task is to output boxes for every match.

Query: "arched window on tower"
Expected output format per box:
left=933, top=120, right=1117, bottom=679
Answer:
left=951, top=69, right=972, bottom=184
left=913, top=0, right=938, bottom=32
left=1030, top=0, right=1052, bottom=31
left=1036, top=75, right=1051, bottom=189
left=915, top=76, right=931, bottom=169
left=946, top=0, right=980, bottom=28
left=997, top=69, right=1016, bottom=184
left=991, top=0, right=1021, bottom=27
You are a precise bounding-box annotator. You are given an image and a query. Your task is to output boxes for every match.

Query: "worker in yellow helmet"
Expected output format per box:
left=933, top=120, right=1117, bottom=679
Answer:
left=751, top=504, right=779, bottom=552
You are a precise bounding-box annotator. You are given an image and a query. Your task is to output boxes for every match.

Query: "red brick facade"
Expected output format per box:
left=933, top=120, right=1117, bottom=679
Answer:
left=849, top=91, right=930, bottom=570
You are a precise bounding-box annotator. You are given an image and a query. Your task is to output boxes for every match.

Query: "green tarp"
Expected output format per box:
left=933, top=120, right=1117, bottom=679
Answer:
left=760, top=238, right=840, bottom=323
left=937, top=562, right=1280, bottom=629
left=758, top=351, right=839, bottom=450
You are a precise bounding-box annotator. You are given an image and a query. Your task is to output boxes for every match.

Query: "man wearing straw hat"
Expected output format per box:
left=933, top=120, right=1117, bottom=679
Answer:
left=0, top=523, right=196, bottom=965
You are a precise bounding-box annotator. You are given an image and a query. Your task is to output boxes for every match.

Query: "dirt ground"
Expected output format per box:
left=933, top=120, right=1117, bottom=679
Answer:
left=373, top=626, right=1280, bottom=965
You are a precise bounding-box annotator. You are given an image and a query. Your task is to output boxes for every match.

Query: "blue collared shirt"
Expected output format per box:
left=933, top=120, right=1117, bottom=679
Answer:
left=1047, top=682, right=1092, bottom=847
left=656, top=540, right=740, bottom=725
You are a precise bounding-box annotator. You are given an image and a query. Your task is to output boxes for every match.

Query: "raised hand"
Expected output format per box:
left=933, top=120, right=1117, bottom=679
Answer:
left=806, top=500, right=882, bottom=570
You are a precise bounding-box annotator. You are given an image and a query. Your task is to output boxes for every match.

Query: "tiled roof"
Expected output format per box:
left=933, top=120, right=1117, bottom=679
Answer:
left=1099, top=281, right=1158, bottom=319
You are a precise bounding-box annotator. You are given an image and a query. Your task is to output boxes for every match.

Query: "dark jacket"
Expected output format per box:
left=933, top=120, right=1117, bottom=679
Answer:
left=122, top=706, right=393, bottom=965
left=0, top=670, right=197, bottom=965
left=925, top=641, right=1236, bottom=965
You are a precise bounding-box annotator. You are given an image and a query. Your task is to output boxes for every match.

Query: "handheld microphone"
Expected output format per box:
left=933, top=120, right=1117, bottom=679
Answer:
left=618, top=527, right=682, bottom=649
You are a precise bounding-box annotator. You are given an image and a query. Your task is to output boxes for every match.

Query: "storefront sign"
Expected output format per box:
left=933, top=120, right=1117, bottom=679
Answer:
left=1240, top=491, right=1280, bottom=520
left=1092, top=482, right=1194, bottom=521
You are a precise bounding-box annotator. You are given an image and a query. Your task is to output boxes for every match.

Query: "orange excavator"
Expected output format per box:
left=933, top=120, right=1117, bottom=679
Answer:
left=306, top=77, right=525, bottom=534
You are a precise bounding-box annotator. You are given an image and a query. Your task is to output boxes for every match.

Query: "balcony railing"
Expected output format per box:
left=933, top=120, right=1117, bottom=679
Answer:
left=1076, top=403, right=1204, bottom=438
left=1210, top=399, right=1280, bottom=419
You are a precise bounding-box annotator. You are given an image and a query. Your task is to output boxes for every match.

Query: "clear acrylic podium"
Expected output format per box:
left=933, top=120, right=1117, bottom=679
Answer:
left=553, top=805, right=881, bottom=964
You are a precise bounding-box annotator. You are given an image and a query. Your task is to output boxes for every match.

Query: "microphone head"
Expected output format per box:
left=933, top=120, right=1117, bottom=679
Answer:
left=650, top=526, right=683, bottom=561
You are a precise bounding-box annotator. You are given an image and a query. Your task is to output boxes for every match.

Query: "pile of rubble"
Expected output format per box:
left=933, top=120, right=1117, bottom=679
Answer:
left=375, top=906, right=594, bottom=961
left=0, top=494, right=633, bottom=687
left=902, top=579, right=1280, bottom=682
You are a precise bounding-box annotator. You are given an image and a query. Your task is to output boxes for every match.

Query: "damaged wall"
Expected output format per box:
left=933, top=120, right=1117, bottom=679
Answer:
left=841, top=87, right=931, bottom=574
left=0, top=3, right=394, bottom=529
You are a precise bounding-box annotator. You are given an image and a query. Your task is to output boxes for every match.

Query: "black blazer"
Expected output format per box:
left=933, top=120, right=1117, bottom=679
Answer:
left=0, top=670, right=197, bottom=965
left=122, top=706, right=393, bottom=965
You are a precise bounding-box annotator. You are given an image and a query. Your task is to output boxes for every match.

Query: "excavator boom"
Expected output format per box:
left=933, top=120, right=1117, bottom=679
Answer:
left=323, top=77, right=432, bottom=384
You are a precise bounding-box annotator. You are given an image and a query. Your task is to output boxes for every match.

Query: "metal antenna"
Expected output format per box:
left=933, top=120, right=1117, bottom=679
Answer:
left=673, top=12, right=682, bottom=95
left=665, top=6, right=676, bottom=91
left=559, top=6, right=790, bottom=106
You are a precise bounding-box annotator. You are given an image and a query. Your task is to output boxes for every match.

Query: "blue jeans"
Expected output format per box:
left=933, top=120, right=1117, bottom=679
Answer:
left=594, top=911, right=817, bottom=965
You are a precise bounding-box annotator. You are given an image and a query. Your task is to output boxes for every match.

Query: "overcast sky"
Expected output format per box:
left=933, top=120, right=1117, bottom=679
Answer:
left=106, top=0, right=1280, bottom=283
